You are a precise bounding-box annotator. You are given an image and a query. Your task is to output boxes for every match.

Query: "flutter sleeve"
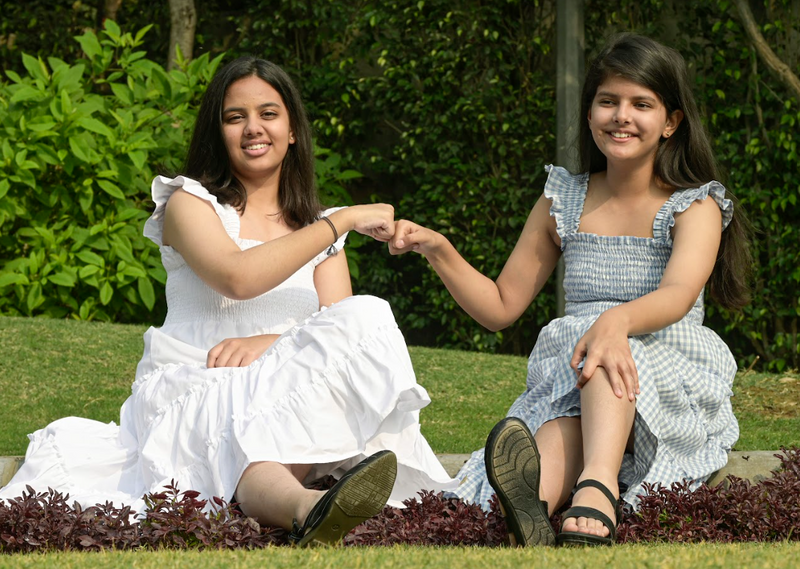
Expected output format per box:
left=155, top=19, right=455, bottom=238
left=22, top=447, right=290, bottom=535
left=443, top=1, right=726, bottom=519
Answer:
left=542, top=164, right=590, bottom=250
left=143, top=175, right=240, bottom=246
left=654, top=181, right=734, bottom=243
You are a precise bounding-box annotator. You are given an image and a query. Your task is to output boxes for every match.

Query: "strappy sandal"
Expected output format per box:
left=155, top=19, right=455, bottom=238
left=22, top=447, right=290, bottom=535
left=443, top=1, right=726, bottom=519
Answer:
left=484, top=417, right=556, bottom=547
left=556, top=478, right=620, bottom=546
left=288, top=450, right=397, bottom=547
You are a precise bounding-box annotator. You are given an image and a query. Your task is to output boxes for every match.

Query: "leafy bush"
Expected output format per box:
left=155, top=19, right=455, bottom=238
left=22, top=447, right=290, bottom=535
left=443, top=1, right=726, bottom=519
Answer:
left=229, top=0, right=800, bottom=368
left=233, top=0, right=559, bottom=353
left=0, top=22, right=365, bottom=322
left=700, top=5, right=800, bottom=372
left=2, top=1, right=799, bottom=369
left=0, top=21, right=222, bottom=323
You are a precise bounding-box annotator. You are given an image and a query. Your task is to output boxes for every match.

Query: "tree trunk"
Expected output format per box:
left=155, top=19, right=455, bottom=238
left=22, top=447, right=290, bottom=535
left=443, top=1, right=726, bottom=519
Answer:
left=104, top=0, right=123, bottom=22
left=168, top=0, right=197, bottom=70
left=732, top=0, right=800, bottom=102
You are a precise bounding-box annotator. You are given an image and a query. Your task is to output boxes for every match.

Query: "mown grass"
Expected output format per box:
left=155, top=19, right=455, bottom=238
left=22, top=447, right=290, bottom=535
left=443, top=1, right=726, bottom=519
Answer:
left=0, top=315, right=798, bottom=455
left=2, top=543, right=800, bottom=568
left=1, top=315, right=799, bottom=564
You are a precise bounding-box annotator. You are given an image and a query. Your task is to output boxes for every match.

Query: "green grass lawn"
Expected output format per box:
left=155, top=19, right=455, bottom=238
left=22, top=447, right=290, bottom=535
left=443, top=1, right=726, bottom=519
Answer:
left=1, top=315, right=799, bottom=565
left=1, top=315, right=797, bottom=455
left=1, top=543, right=800, bottom=568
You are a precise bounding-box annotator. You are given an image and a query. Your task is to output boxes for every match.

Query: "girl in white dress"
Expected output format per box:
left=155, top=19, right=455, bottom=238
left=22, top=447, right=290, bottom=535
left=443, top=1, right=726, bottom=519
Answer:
left=0, top=56, right=455, bottom=546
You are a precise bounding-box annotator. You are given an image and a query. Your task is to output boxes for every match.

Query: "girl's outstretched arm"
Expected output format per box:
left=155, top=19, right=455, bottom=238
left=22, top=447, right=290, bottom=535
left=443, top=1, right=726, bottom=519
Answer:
left=389, top=195, right=561, bottom=331
left=572, top=196, right=723, bottom=400
left=163, top=189, right=393, bottom=300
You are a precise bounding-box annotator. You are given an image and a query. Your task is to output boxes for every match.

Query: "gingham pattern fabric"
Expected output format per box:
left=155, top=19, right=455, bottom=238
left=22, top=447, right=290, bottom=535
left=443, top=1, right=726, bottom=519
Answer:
left=453, top=165, right=739, bottom=509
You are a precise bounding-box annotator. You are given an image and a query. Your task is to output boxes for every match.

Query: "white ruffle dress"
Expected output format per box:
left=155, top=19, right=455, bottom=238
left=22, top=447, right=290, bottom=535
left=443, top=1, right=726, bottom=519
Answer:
left=0, top=176, right=455, bottom=513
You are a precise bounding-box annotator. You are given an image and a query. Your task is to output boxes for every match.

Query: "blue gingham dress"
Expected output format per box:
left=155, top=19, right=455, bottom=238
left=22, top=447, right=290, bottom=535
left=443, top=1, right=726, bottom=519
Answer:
left=454, top=165, right=739, bottom=509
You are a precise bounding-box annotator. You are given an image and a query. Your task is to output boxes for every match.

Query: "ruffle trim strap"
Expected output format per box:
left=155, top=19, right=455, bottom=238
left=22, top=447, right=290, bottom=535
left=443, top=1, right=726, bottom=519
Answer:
left=653, top=181, right=734, bottom=243
left=144, top=175, right=240, bottom=246
left=542, top=164, right=589, bottom=249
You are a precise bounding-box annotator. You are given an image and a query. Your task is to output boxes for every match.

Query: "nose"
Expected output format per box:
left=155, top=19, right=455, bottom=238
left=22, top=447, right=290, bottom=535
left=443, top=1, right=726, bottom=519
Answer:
left=243, top=115, right=264, bottom=137
left=614, top=102, right=631, bottom=124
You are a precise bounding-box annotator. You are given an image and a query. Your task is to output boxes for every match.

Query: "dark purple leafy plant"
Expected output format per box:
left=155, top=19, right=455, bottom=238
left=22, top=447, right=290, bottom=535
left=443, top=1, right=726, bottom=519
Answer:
left=1, top=447, right=798, bottom=553
left=617, top=446, right=800, bottom=543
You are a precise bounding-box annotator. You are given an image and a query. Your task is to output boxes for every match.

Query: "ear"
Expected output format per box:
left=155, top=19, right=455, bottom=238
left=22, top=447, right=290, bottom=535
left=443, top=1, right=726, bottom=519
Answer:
left=289, top=131, right=295, bottom=144
left=664, top=109, right=684, bottom=137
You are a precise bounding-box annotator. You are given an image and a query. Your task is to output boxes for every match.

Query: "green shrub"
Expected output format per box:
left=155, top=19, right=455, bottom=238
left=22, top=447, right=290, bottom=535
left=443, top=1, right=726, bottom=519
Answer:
left=700, top=5, right=800, bottom=371
left=0, top=21, right=368, bottom=323
left=0, top=21, right=222, bottom=322
left=2, top=1, right=799, bottom=370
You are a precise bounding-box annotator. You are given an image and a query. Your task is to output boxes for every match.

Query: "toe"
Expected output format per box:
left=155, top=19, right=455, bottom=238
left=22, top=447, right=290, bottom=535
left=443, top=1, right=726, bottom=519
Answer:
left=561, top=516, right=578, bottom=533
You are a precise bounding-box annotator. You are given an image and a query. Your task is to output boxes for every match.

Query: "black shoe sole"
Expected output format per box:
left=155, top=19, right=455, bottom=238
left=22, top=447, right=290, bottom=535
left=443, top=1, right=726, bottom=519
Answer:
left=296, top=450, right=397, bottom=547
left=485, top=417, right=555, bottom=547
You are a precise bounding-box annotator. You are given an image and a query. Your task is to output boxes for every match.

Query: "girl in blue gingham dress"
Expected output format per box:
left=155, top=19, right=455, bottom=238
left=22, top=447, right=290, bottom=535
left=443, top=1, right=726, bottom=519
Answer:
left=389, top=33, right=751, bottom=546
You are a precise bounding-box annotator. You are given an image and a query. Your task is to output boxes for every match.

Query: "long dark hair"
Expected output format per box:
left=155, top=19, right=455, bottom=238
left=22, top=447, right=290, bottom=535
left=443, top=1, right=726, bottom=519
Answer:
left=183, top=56, right=319, bottom=229
left=578, top=33, right=751, bottom=310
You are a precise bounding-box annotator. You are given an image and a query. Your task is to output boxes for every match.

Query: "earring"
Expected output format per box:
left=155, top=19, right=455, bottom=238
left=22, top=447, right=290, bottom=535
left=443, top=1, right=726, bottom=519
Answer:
left=664, top=132, right=671, bottom=138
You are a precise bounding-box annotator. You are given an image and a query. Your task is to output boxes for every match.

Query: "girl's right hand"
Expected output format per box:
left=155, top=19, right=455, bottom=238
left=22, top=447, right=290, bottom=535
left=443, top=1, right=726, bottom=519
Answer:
left=570, top=310, right=639, bottom=401
left=388, top=220, right=441, bottom=256
left=340, top=203, right=396, bottom=242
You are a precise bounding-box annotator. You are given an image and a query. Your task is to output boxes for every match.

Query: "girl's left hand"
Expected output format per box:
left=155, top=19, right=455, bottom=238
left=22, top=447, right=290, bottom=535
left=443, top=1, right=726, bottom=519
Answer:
left=207, top=334, right=280, bottom=368
left=570, top=311, right=639, bottom=401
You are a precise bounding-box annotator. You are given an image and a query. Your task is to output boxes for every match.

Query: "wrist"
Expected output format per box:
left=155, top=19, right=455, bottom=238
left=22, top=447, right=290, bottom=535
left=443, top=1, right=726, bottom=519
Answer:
left=327, top=208, right=352, bottom=233
left=423, top=231, right=451, bottom=261
left=604, top=305, right=632, bottom=334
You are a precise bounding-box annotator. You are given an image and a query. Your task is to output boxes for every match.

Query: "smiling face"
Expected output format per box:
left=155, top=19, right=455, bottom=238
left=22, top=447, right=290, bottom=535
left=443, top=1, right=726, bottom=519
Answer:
left=221, top=75, right=294, bottom=184
left=587, top=75, right=682, bottom=170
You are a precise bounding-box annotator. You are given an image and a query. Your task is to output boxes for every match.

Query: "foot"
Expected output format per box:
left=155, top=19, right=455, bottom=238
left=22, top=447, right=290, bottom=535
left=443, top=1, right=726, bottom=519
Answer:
left=484, top=417, right=556, bottom=547
left=288, top=450, right=397, bottom=547
left=556, top=477, right=620, bottom=546
left=560, top=478, right=618, bottom=538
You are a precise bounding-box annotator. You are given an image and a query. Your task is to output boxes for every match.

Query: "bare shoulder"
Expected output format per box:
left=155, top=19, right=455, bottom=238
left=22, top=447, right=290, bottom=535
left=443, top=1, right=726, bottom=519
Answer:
left=162, top=188, right=224, bottom=247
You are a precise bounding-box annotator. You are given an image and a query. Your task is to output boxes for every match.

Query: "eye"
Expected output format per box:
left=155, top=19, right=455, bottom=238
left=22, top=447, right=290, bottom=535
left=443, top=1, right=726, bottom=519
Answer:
left=224, top=114, right=243, bottom=123
left=634, top=102, right=652, bottom=109
left=262, top=110, right=278, bottom=119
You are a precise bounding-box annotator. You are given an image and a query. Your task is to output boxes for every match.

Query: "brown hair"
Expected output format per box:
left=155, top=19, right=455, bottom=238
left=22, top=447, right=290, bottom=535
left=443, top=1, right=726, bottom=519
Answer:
left=183, top=56, right=320, bottom=229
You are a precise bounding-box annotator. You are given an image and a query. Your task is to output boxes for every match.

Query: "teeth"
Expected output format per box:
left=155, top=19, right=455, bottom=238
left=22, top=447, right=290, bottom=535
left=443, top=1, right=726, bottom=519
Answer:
left=611, top=132, right=632, bottom=138
left=245, top=143, right=268, bottom=150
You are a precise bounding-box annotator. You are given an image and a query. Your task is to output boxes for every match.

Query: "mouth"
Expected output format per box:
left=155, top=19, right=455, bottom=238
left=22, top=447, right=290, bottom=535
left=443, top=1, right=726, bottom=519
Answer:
left=243, top=142, right=270, bottom=150
left=608, top=131, right=635, bottom=140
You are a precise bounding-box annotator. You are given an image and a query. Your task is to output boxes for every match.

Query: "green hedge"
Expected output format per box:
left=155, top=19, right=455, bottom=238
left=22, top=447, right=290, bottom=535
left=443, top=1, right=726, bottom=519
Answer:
left=0, top=22, right=216, bottom=322
left=1, top=0, right=798, bottom=370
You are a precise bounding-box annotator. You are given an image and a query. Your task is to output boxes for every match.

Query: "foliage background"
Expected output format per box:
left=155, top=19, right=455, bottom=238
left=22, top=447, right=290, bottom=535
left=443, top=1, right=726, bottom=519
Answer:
left=1, top=0, right=798, bottom=370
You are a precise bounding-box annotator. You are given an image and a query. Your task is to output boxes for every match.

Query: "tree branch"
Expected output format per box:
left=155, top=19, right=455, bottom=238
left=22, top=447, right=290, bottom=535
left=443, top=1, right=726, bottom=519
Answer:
left=732, top=0, right=800, bottom=102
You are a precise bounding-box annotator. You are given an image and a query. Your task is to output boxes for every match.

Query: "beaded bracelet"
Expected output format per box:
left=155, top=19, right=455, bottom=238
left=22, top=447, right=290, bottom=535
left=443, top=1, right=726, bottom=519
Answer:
left=320, top=216, right=339, bottom=256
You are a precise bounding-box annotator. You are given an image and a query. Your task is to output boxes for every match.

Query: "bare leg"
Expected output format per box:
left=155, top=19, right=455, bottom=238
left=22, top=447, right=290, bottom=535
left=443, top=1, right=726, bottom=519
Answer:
left=534, top=417, right=583, bottom=516
left=561, top=369, right=635, bottom=537
left=235, top=461, right=323, bottom=529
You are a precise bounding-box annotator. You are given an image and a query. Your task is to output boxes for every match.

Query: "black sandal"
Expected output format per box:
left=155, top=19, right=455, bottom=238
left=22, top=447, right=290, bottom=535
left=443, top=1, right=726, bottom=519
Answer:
left=484, top=417, right=556, bottom=547
left=288, top=450, right=397, bottom=547
left=556, top=479, right=620, bottom=546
